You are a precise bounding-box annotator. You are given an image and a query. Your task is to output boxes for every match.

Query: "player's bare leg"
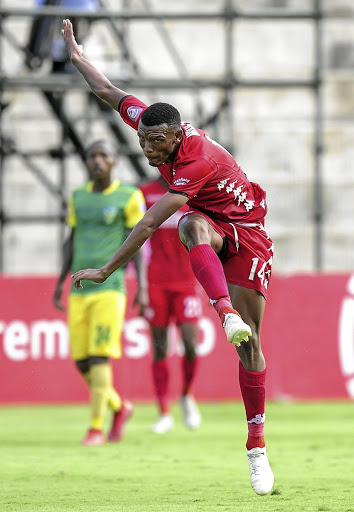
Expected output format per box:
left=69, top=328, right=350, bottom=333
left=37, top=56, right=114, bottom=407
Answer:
left=179, top=214, right=252, bottom=345
left=150, top=326, right=174, bottom=434
left=76, top=360, right=105, bottom=446
left=76, top=357, right=133, bottom=445
left=77, top=356, right=110, bottom=446
left=179, top=214, right=273, bottom=495
left=228, top=285, right=266, bottom=372
left=180, top=323, right=201, bottom=429
left=229, top=284, right=274, bottom=495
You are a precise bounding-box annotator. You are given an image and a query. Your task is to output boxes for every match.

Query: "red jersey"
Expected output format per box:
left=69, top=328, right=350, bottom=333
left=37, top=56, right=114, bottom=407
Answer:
left=139, top=178, right=197, bottom=285
left=119, top=95, right=268, bottom=224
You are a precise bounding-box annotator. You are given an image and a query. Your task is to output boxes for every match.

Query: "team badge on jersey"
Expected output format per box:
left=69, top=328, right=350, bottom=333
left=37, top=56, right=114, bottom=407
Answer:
left=103, top=205, right=118, bottom=224
left=127, top=106, right=143, bottom=121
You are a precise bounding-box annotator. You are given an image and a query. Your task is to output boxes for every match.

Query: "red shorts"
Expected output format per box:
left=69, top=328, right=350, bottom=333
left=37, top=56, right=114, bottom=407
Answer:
left=179, top=210, right=274, bottom=299
left=145, top=282, right=202, bottom=326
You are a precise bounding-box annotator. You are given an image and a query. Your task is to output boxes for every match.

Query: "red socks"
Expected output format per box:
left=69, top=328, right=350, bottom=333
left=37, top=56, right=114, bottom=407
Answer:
left=181, top=357, right=198, bottom=396
left=189, top=246, right=265, bottom=449
left=239, top=361, right=266, bottom=450
left=152, top=360, right=170, bottom=414
left=153, top=357, right=199, bottom=411
left=189, top=244, right=233, bottom=313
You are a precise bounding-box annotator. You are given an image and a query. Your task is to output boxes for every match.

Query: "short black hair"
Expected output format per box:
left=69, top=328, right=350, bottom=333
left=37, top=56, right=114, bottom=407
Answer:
left=85, top=139, right=117, bottom=157
left=141, top=102, right=181, bottom=130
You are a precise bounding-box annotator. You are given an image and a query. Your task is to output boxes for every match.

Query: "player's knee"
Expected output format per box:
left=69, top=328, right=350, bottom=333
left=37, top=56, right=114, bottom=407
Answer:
left=183, top=338, right=197, bottom=360
left=154, top=350, right=167, bottom=361
left=184, top=345, right=196, bottom=360
left=75, top=358, right=90, bottom=374
left=89, top=355, right=109, bottom=366
left=178, top=215, right=212, bottom=249
left=237, top=331, right=261, bottom=360
left=178, top=223, right=187, bottom=246
left=154, top=340, right=168, bottom=360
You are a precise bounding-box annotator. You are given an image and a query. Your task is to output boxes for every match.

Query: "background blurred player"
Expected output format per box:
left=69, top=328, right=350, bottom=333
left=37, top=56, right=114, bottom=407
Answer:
left=53, top=139, right=147, bottom=446
left=63, top=19, right=274, bottom=494
left=139, top=176, right=202, bottom=434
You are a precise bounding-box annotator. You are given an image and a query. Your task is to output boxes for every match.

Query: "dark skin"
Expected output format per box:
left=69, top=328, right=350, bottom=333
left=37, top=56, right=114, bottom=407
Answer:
left=62, top=19, right=265, bottom=372
left=138, top=177, right=199, bottom=366
left=53, top=140, right=148, bottom=374
left=137, top=124, right=183, bottom=168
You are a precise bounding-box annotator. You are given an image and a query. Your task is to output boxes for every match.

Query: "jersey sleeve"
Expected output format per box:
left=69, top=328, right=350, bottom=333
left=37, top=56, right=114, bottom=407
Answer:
left=169, top=158, right=215, bottom=199
left=124, top=188, right=147, bottom=229
left=66, top=193, right=77, bottom=228
left=118, top=95, right=148, bottom=131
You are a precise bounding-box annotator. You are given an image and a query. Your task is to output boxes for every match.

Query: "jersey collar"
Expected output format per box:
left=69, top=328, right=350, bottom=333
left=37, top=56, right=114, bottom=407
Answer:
left=86, top=180, right=120, bottom=195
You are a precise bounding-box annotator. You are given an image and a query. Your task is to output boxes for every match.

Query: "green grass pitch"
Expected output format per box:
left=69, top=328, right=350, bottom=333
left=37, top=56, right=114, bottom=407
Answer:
left=0, top=401, right=353, bottom=512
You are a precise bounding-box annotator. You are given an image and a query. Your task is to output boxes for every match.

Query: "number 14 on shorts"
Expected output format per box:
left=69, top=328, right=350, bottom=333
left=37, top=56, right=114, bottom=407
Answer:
left=248, top=257, right=272, bottom=290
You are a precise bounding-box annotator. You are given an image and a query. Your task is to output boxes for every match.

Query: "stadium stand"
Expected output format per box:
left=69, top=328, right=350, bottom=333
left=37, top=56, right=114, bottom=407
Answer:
left=0, top=0, right=353, bottom=274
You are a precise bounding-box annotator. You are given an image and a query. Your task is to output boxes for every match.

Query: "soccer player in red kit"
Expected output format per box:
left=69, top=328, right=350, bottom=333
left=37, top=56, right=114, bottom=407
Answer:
left=140, top=177, right=202, bottom=434
left=63, top=19, right=274, bottom=495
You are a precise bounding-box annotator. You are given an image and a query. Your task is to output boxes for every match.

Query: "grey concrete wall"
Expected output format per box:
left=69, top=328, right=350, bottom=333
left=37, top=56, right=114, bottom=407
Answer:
left=1, top=0, right=353, bottom=274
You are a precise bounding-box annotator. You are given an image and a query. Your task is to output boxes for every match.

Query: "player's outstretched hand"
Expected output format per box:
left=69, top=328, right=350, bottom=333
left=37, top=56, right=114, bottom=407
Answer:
left=61, top=19, right=84, bottom=61
left=71, top=269, right=106, bottom=289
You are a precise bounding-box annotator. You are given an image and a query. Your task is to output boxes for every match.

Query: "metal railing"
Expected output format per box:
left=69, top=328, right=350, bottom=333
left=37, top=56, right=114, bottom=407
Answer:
left=0, top=1, right=352, bottom=272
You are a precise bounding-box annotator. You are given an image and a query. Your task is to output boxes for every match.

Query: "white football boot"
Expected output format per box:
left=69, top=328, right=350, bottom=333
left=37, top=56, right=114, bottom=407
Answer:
left=180, top=396, right=201, bottom=429
left=151, top=414, right=174, bottom=434
left=246, top=446, right=274, bottom=495
left=223, top=313, right=252, bottom=347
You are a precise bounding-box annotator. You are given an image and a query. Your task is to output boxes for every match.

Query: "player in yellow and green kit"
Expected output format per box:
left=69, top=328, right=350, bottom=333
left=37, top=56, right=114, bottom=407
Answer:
left=53, top=139, right=147, bottom=446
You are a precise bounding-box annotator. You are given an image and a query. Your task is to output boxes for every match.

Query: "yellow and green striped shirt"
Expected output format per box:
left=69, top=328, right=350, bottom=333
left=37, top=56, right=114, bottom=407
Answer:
left=67, top=180, right=146, bottom=294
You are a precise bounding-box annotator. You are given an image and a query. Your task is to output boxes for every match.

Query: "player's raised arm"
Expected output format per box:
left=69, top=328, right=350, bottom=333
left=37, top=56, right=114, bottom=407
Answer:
left=71, top=191, right=189, bottom=289
left=61, top=19, right=128, bottom=110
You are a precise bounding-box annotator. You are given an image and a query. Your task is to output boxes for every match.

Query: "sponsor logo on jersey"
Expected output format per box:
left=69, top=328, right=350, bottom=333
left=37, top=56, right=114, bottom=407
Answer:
left=218, top=179, right=255, bottom=212
left=103, top=205, right=118, bottom=224
left=127, top=106, right=143, bottom=121
left=173, top=177, right=190, bottom=186
left=244, top=199, right=255, bottom=211
left=217, top=178, right=229, bottom=190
